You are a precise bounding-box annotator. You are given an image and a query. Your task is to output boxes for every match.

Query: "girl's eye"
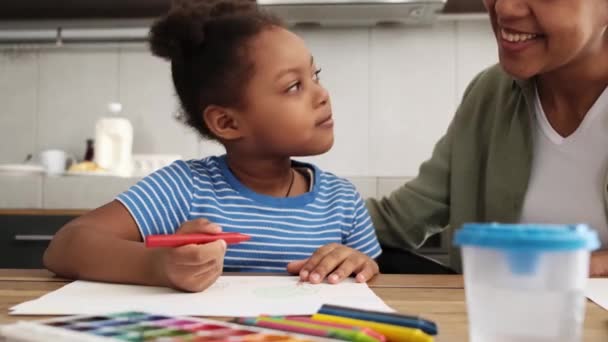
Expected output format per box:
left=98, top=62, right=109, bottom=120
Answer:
left=286, top=81, right=301, bottom=93
left=313, top=68, right=322, bottom=82
left=285, top=68, right=322, bottom=94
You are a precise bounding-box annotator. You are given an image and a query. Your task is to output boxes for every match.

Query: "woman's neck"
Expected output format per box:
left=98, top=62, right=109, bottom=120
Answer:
left=224, top=152, right=309, bottom=198
left=536, top=36, right=608, bottom=137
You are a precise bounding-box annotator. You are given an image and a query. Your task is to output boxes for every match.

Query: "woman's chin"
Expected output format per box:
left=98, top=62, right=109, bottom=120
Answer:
left=499, top=57, right=541, bottom=80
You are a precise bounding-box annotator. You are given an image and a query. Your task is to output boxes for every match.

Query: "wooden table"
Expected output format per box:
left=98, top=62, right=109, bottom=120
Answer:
left=0, top=270, right=606, bottom=341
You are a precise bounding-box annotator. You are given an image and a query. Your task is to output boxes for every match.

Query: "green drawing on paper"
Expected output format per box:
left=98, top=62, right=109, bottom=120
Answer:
left=252, top=284, right=319, bottom=298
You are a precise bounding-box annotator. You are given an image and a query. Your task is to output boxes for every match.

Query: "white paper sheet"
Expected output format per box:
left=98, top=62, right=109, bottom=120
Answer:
left=586, top=278, right=608, bottom=311
left=10, top=276, right=393, bottom=316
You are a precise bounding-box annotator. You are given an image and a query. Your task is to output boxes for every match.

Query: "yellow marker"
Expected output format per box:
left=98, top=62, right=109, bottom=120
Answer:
left=311, top=313, right=434, bottom=342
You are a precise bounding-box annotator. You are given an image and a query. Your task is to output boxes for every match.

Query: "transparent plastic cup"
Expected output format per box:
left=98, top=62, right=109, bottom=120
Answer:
left=454, top=223, right=600, bottom=342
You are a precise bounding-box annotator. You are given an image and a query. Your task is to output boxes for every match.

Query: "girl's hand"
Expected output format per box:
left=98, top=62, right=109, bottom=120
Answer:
left=287, top=243, right=379, bottom=284
left=152, top=219, right=226, bottom=292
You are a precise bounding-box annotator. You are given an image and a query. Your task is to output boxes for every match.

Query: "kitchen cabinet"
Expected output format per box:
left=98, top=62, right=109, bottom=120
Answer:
left=0, top=210, right=82, bottom=268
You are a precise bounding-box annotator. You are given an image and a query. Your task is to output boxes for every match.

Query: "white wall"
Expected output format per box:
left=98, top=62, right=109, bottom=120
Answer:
left=0, top=19, right=497, bottom=178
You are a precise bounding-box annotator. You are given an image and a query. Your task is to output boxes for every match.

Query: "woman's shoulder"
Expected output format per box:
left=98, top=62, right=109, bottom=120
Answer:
left=462, top=64, right=519, bottom=102
left=454, top=64, right=530, bottom=129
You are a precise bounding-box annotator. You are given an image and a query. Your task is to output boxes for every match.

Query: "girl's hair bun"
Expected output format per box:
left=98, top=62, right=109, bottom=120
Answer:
left=149, top=0, right=257, bottom=61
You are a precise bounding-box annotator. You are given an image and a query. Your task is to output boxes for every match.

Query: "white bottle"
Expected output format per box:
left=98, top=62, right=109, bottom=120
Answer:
left=94, top=103, right=134, bottom=177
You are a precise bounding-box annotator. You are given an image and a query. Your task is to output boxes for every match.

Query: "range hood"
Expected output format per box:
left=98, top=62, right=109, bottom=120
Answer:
left=0, top=0, right=449, bottom=29
left=258, top=0, right=447, bottom=26
left=0, top=0, right=471, bottom=44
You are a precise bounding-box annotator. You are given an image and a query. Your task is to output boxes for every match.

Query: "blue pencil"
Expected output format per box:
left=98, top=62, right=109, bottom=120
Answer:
left=318, top=304, right=438, bottom=336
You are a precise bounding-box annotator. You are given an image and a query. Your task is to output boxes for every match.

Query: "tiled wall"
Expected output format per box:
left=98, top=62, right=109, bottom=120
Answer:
left=0, top=19, right=497, bottom=178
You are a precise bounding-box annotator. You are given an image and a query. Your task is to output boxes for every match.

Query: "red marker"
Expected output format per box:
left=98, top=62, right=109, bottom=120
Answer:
left=145, top=233, right=251, bottom=248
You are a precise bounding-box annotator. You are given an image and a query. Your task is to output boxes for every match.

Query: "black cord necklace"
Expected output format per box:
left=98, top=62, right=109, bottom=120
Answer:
left=285, top=169, right=295, bottom=197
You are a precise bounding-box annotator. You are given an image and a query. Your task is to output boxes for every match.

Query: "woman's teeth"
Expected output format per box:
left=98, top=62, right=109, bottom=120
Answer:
left=501, top=28, right=537, bottom=43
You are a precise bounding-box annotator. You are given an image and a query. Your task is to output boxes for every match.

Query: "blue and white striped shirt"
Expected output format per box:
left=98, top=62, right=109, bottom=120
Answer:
left=117, top=155, right=382, bottom=272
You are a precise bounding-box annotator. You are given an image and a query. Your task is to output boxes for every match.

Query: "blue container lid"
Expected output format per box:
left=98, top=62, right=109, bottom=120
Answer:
left=453, top=223, right=600, bottom=251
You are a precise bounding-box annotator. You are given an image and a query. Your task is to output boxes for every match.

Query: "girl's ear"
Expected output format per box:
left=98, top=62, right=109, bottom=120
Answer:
left=203, top=105, right=246, bottom=141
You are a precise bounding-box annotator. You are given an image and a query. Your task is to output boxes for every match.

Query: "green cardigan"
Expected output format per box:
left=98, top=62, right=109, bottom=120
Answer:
left=366, top=64, right=608, bottom=272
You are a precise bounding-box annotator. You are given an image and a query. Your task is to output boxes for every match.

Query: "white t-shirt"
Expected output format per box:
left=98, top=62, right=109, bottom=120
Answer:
left=519, top=86, right=608, bottom=248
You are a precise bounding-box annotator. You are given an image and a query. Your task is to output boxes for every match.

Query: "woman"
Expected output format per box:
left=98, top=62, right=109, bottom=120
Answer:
left=287, top=0, right=608, bottom=280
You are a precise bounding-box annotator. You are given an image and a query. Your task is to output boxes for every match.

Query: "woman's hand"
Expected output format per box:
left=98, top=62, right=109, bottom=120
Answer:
left=590, top=251, right=608, bottom=277
left=152, top=219, right=226, bottom=292
left=287, top=243, right=379, bottom=284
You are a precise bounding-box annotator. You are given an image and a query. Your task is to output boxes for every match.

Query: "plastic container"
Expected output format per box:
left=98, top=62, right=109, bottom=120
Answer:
left=94, top=103, right=134, bottom=177
left=454, top=223, right=600, bottom=342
